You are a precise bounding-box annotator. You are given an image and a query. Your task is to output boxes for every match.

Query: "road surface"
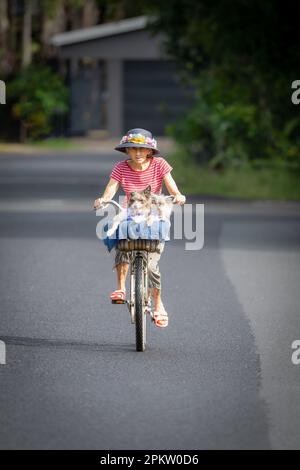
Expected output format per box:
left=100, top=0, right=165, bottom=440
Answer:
left=0, top=149, right=299, bottom=449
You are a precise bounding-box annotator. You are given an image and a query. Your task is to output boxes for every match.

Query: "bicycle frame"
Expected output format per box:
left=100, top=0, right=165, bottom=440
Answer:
left=126, top=250, right=151, bottom=324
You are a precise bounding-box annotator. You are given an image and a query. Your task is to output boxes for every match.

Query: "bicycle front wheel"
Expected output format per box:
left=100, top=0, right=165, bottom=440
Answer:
left=135, top=255, right=146, bottom=352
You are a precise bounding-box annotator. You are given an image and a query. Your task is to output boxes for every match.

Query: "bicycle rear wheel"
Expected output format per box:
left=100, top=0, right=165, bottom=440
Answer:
left=135, top=255, right=146, bottom=351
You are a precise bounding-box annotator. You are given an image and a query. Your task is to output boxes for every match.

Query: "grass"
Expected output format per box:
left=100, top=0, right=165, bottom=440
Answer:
left=30, top=137, right=80, bottom=150
left=168, top=150, right=300, bottom=201
left=0, top=137, right=82, bottom=152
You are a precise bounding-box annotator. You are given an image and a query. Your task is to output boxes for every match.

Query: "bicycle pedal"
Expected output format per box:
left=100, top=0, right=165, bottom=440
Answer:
left=111, top=299, right=126, bottom=304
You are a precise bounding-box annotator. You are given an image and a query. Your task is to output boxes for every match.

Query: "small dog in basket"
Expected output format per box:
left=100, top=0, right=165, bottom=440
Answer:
left=106, top=186, right=173, bottom=237
left=147, top=193, right=173, bottom=226
left=106, top=185, right=152, bottom=236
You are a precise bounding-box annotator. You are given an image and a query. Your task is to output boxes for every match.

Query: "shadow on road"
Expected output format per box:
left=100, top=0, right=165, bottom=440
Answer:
left=1, top=335, right=134, bottom=353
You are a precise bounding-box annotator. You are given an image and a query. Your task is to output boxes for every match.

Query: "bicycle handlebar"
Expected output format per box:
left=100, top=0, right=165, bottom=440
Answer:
left=94, top=194, right=176, bottom=211
left=96, top=200, right=123, bottom=211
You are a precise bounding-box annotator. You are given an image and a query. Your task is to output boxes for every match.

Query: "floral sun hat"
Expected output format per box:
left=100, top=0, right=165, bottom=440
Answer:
left=114, top=128, right=161, bottom=156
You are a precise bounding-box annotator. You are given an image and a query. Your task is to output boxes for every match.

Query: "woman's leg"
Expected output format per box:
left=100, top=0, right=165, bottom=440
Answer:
left=115, top=263, right=129, bottom=291
left=147, top=242, right=166, bottom=311
left=113, top=250, right=130, bottom=291
left=149, top=287, right=164, bottom=311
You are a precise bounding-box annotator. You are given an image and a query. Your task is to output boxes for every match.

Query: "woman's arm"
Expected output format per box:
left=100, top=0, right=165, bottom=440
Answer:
left=163, top=172, right=186, bottom=205
left=93, top=178, right=120, bottom=209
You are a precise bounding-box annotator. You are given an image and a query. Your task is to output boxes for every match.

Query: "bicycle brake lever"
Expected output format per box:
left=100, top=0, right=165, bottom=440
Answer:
left=93, top=204, right=109, bottom=211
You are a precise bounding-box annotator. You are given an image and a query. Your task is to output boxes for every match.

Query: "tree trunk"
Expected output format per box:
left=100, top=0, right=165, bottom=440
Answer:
left=82, top=0, right=99, bottom=28
left=22, top=0, right=33, bottom=69
left=41, top=0, right=66, bottom=58
left=0, top=0, right=8, bottom=48
left=20, top=121, right=27, bottom=142
left=0, top=0, right=10, bottom=74
left=9, top=0, right=18, bottom=73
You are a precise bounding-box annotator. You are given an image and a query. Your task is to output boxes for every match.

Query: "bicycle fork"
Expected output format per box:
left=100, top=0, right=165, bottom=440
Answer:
left=127, top=252, right=152, bottom=324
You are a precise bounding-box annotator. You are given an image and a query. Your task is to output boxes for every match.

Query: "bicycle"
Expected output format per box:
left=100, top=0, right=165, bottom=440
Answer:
left=95, top=196, right=174, bottom=352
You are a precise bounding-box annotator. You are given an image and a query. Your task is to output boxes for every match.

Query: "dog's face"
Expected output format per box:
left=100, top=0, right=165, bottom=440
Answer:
left=129, top=185, right=152, bottom=213
left=151, top=194, right=173, bottom=219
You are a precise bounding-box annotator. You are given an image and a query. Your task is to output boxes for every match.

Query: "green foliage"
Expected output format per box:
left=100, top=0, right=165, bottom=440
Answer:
left=8, top=65, right=69, bottom=140
left=148, top=0, right=300, bottom=170
left=167, top=70, right=300, bottom=170
left=167, top=148, right=300, bottom=201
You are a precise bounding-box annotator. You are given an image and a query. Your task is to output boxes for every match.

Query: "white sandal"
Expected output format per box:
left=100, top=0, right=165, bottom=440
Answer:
left=110, top=289, right=126, bottom=301
left=153, top=309, right=169, bottom=328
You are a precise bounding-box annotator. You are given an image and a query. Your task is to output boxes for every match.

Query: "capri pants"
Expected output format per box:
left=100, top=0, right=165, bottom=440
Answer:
left=112, top=241, right=165, bottom=290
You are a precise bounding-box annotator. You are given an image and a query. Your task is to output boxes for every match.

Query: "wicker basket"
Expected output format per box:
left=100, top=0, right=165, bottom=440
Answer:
left=116, top=239, right=160, bottom=252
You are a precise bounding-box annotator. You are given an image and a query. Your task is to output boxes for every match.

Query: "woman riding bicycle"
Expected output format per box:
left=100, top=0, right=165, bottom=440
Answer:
left=93, top=128, right=186, bottom=328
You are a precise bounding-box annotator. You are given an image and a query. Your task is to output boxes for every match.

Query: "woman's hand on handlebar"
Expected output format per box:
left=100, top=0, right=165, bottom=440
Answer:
left=172, top=193, right=186, bottom=205
left=93, top=197, right=108, bottom=210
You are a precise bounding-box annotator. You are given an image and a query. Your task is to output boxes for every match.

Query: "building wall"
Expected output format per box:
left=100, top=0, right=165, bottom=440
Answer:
left=123, top=60, right=194, bottom=135
left=69, top=59, right=103, bottom=135
left=57, top=29, right=194, bottom=136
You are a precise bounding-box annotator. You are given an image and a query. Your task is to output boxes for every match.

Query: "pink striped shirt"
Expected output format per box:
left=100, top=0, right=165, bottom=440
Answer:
left=110, top=157, right=173, bottom=204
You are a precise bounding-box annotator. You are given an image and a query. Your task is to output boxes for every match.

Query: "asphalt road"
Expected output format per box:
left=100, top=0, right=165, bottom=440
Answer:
left=0, top=150, right=299, bottom=450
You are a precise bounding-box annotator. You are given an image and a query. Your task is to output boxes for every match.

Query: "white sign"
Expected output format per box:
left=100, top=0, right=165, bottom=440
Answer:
left=0, top=80, right=6, bottom=104
left=0, top=340, right=6, bottom=365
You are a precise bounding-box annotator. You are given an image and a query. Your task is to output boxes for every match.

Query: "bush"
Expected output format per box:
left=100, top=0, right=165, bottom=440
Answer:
left=166, top=71, right=300, bottom=171
left=7, top=65, right=69, bottom=141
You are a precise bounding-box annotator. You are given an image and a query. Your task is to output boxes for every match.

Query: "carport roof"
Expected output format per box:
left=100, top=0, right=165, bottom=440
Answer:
left=50, top=15, right=149, bottom=47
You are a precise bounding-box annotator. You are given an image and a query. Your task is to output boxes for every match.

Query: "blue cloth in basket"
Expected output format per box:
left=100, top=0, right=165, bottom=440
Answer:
left=102, top=218, right=171, bottom=253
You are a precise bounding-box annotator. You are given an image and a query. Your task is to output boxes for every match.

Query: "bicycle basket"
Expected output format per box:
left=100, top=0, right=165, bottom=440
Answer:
left=102, top=219, right=171, bottom=253
left=116, top=239, right=160, bottom=252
